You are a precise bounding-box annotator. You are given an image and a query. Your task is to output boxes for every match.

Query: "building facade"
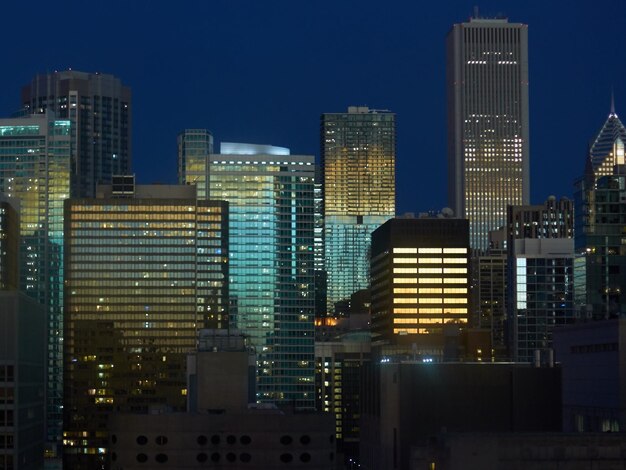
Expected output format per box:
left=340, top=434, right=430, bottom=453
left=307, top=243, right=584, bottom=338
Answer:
left=178, top=129, right=214, bottom=199
left=322, top=106, right=395, bottom=314
left=370, top=216, right=470, bottom=356
left=22, top=70, right=131, bottom=198
left=447, top=17, right=530, bottom=250
left=63, top=180, right=228, bottom=468
left=0, top=196, right=19, bottom=291
left=0, top=112, right=71, bottom=447
left=587, top=100, right=626, bottom=183
left=179, top=141, right=316, bottom=409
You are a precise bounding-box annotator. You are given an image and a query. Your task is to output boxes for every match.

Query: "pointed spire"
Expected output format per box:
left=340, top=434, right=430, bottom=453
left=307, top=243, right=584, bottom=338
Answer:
left=610, top=87, right=616, bottom=117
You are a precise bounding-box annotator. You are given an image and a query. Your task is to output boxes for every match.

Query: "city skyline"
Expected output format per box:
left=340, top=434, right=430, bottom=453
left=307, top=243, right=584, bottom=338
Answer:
left=0, top=1, right=624, bottom=216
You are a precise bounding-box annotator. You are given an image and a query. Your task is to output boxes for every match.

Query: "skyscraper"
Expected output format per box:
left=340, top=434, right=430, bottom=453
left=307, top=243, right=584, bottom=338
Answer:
left=179, top=140, right=316, bottom=409
left=447, top=16, right=530, bottom=250
left=322, top=106, right=395, bottom=314
left=0, top=112, right=71, bottom=448
left=63, top=179, right=228, bottom=467
left=22, top=70, right=131, bottom=198
left=587, top=98, right=626, bottom=182
left=178, top=129, right=214, bottom=199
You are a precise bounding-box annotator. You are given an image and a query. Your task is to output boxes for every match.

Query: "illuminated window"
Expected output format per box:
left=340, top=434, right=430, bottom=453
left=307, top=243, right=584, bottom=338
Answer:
left=419, top=308, right=443, bottom=314
left=394, top=308, right=418, bottom=314
left=394, top=258, right=417, bottom=264
left=419, top=288, right=442, bottom=294
left=443, top=258, right=467, bottom=264
left=419, top=318, right=442, bottom=324
left=394, top=268, right=418, bottom=274
left=418, top=248, right=442, bottom=254
left=443, top=268, right=467, bottom=274
left=444, top=288, right=467, bottom=294
left=443, top=248, right=467, bottom=254
left=394, top=288, right=417, bottom=294
left=393, top=277, right=417, bottom=284
left=443, top=278, right=466, bottom=284
left=394, top=298, right=417, bottom=304
left=419, top=268, right=442, bottom=274
left=393, top=248, right=417, bottom=254
left=419, top=258, right=442, bottom=264
left=393, top=318, right=418, bottom=324
left=418, top=278, right=442, bottom=284
left=418, top=298, right=442, bottom=304
left=394, top=328, right=418, bottom=334
left=443, top=298, right=467, bottom=304
left=444, top=308, right=467, bottom=314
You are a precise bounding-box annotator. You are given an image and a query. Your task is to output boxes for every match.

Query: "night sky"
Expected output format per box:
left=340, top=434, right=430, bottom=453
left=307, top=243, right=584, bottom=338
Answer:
left=1, top=0, right=625, bottom=214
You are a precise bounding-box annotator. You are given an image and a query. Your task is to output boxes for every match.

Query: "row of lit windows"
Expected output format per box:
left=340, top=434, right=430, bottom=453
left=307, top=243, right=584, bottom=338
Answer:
left=394, top=298, right=468, bottom=304
left=393, top=278, right=467, bottom=284
left=394, top=287, right=467, bottom=294
left=71, top=205, right=223, bottom=213
left=393, top=268, right=468, bottom=274
left=393, top=257, right=467, bottom=264
left=393, top=247, right=467, bottom=254
left=394, top=308, right=468, bottom=314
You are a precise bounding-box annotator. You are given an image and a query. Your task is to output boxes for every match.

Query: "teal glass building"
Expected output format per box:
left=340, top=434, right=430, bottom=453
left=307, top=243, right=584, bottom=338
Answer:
left=0, top=112, right=71, bottom=446
left=178, top=129, right=214, bottom=199
left=179, top=139, right=316, bottom=408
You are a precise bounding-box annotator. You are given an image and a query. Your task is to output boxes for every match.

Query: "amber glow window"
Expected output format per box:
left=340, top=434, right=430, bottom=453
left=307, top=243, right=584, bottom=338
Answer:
left=419, top=258, right=442, bottom=264
left=443, top=278, right=466, bottom=284
left=394, top=308, right=418, bottom=314
left=419, top=308, right=442, bottom=314
left=394, top=328, right=418, bottom=334
left=443, top=267, right=467, bottom=274
left=418, top=298, right=442, bottom=304
left=419, top=288, right=442, bottom=294
left=394, top=288, right=417, bottom=294
left=443, top=258, right=467, bottom=264
left=419, top=248, right=442, bottom=254
left=443, top=248, right=467, bottom=254
left=444, top=288, right=467, bottom=294
left=394, top=298, right=417, bottom=304
left=419, top=318, right=442, bottom=324
left=444, top=308, right=467, bottom=314
left=394, top=268, right=418, bottom=274
left=419, top=267, right=442, bottom=274
left=394, top=278, right=417, bottom=284
left=418, top=278, right=442, bottom=284
left=443, top=298, right=467, bottom=304
left=393, top=318, right=417, bottom=324
left=394, top=258, right=417, bottom=264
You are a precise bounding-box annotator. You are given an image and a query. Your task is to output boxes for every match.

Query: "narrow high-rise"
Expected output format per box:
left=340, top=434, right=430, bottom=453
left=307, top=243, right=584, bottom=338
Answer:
left=22, top=70, right=132, bottom=198
left=447, top=16, right=530, bottom=251
left=322, top=106, right=396, bottom=314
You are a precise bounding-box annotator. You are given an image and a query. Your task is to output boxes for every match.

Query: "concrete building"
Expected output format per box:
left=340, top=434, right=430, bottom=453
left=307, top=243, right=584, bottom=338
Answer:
left=179, top=141, right=316, bottom=409
left=108, top=330, right=335, bottom=470
left=553, top=319, right=626, bottom=433
left=447, top=16, right=530, bottom=250
left=0, top=291, right=46, bottom=470
left=63, top=179, right=228, bottom=468
left=22, top=70, right=132, bottom=198
left=370, top=216, right=470, bottom=358
left=322, top=106, right=396, bottom=313
left=360, top=362, right=561, bottom=470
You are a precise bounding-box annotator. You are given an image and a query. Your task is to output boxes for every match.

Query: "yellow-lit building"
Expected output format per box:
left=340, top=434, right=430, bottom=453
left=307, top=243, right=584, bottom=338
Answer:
left=371, top=215, right=470, bottom=356
left=63, top=177, right=228, bottom=468
left=322, top=106, right=395, bottom=314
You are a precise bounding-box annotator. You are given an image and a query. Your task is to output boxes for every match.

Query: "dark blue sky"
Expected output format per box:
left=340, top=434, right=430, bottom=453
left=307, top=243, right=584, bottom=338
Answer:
left=1, top=1, right=624, bottom=214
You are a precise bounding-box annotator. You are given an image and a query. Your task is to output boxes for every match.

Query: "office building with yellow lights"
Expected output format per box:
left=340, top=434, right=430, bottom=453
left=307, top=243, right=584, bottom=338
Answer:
left=371, top=216, right=470, bottom=356
left=447, top=16, right=529, bottom=250
left=322, top=106, right=395, bottom=314
left=63, top=178, right=228, bottom=468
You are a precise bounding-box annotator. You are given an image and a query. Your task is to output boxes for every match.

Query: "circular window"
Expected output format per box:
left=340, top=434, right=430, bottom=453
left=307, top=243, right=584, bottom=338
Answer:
left=136, top=453, right=148, bottom=463
left=211, top=452, right=220, bottom=462
left=197, top=453, right=208, bottom=463
left=300, top=453, right=311, bottom=462
left=280, top=435, right=293, bottom=445
left=300, top=435, right=311, bottom=445
left=226, top=452, right=237, bottom=462
left=111, top=434, right=117, bottom=444
left=240, top=435, right=252, bottom=445
left=156, top=435, right=168, bottom=445
left=226, top=435, right=236, bottom=445
left=280, top=453, right=293, bottom=463
left=155, top=453, right=168, bottom=463
left=211, top=435, right=221, bottom=445
left=136, top=435, right=148, bottom=446
left=197, top=435, right=207, bottom=445
left=240, top=452, right=252, bottom=463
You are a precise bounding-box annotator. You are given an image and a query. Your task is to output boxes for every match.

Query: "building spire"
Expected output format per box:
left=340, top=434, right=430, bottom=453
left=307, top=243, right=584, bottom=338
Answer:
left=610, top=87, right=616, bottom=116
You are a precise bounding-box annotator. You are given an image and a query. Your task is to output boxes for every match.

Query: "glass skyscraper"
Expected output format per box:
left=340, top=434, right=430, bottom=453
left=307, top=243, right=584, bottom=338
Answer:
left=63, top=179, right=228, bottom=467
left=179, top=140, right=316, bottom=409
left=22, top=70, right=132, bottom=198
left=0, top=112, right=71, bottom=447
left=178, top=129, right=214, bottom=199
left=447, top=16, right=530, bottom=251
left=322, top=106, right=396, bottom=314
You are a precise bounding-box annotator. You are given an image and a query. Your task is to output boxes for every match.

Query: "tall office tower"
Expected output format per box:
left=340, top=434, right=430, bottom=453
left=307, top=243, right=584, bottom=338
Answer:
left=313, top=166, right=327, bottom=318
left=322, top=106, right=395, bottom=314
left=588, top=99, right=626, bottom=182
left=370, top=215, right=470, bottom=358
left=0, top=195, right=19, bottom=290
left=507, top=196, right=574, bottom=246
left=0, top=112, right=71, bottom=448
left=180, top=141, right=316, bottom=409
left=22, top=70, right=131, bottom=198
left=447, top=16, right=530, bottom=251
left=575, top=162, right=626, bottom=319
left=63, top=178, right=228, bottom=468
left=178, top=129, right=214, bottom=199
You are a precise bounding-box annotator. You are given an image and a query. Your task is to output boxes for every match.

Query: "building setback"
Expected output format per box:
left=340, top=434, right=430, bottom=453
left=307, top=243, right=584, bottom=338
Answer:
left=322, top=106, right=395, bottom=313
left=63, top=179, right=228, bottom=468
left=447, top=16, right=530, bottom=251
left=22, top=70, right=131, bottom=198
